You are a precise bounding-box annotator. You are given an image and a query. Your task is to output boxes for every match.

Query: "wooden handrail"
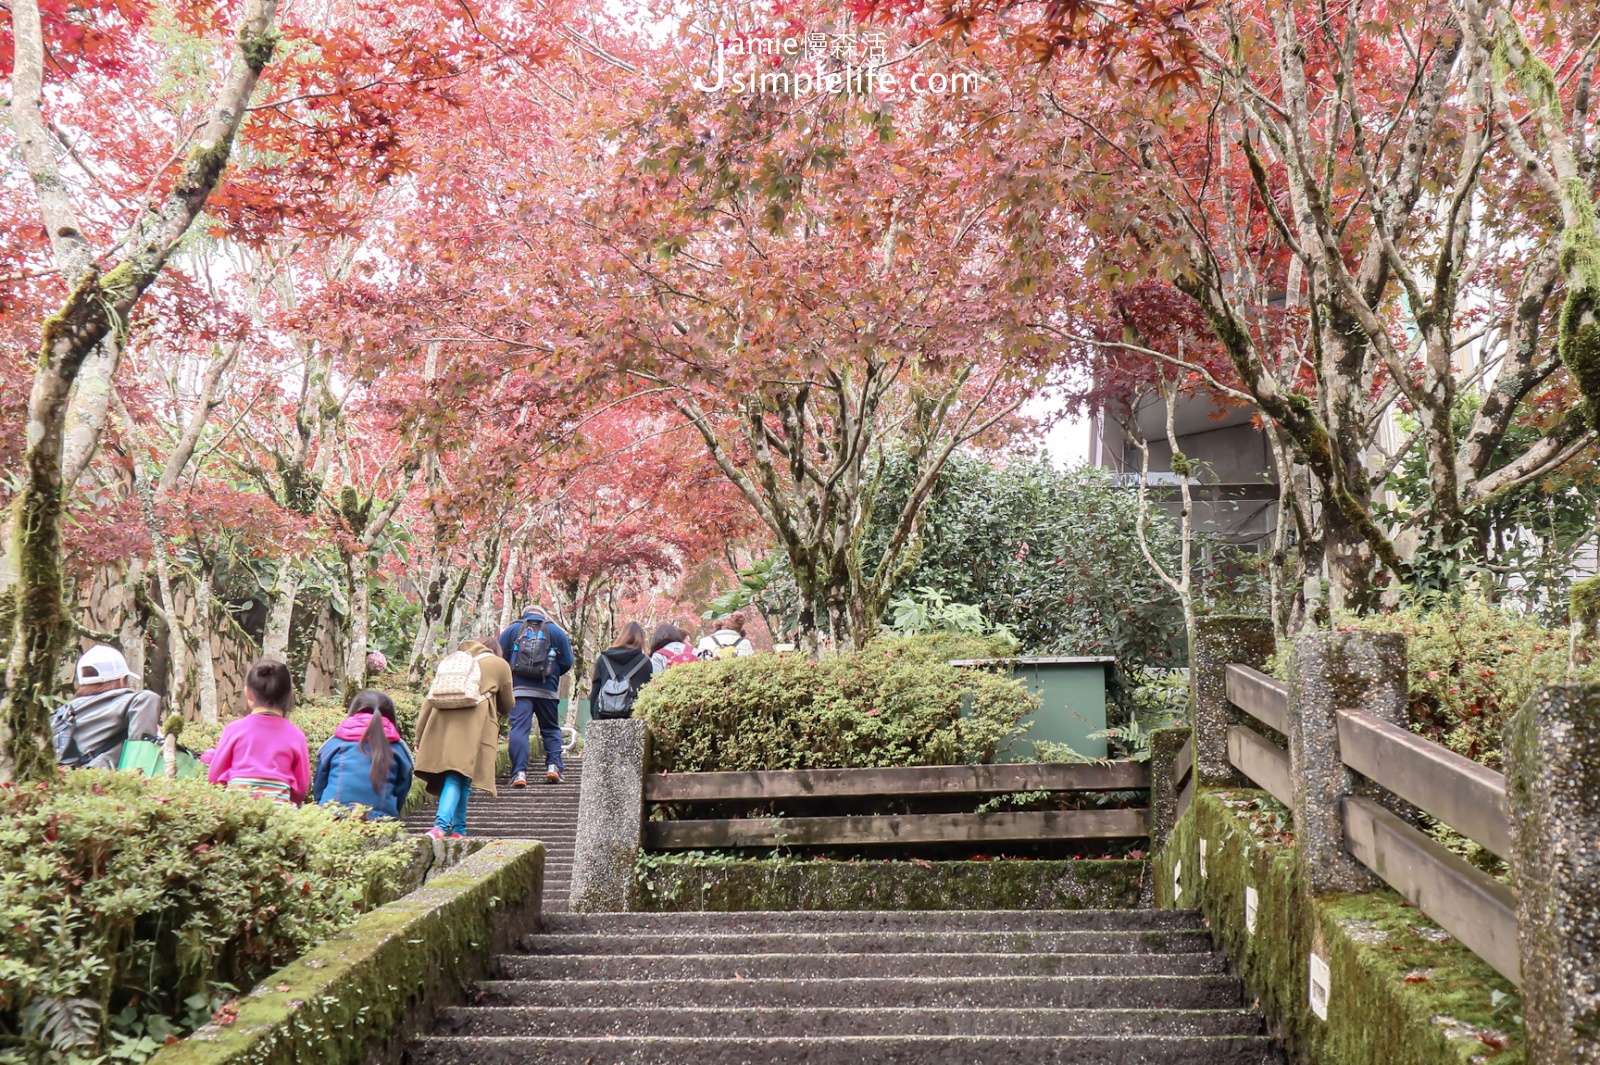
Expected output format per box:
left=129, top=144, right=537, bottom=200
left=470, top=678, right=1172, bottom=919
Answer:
left=1342, top=797, right=1520, bottom=984
left=1171, top=736, right=1194, bottom=789
left=1226, top=725, right=1295, bottom=810
left=1336, top=708, right=1511, bottom=860
left=645, top=808, right=1150, bottom=849
left=1225, top=664, right=1289, bottom=734
left=644, top=761, right=1149, bottom=803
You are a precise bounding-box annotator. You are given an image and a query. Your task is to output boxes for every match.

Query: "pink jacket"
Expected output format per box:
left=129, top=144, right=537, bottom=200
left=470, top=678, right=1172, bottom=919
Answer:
left=206, top=712, right=311, bottom=804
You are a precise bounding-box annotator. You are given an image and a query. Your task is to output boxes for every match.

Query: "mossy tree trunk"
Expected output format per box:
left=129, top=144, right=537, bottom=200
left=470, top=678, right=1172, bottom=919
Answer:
left=0, top=0, right=281, bottom=782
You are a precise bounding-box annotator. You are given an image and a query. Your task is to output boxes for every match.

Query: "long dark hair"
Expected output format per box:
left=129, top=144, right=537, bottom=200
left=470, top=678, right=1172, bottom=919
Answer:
left=349, top=689, right=397, bottom=793
left=649, top=623, right=686, bottom=654
left=613, top=621, right=648, bottom=653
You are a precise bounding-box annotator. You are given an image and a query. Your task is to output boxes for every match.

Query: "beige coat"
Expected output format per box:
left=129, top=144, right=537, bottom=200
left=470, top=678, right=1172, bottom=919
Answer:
left=413, top=640, right=514, bottom=796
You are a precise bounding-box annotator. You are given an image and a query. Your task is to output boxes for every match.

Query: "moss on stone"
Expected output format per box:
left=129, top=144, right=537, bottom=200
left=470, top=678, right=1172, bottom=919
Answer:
left=1155, top=790, right=1523, bottom=1065
left=149, top=841, right=543, bottom=1065
left=631, top=856, right=1148, bottom=912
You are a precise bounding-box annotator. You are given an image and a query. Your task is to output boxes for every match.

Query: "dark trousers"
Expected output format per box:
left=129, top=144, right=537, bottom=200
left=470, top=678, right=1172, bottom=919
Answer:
left=509, top=695, right=563, bottom=776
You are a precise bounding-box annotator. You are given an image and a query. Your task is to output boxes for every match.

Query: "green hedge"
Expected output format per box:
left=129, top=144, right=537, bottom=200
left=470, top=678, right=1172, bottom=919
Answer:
left=636, top=635, right=1036, bottom=773
left=0, top=773, right=413, bottom=1064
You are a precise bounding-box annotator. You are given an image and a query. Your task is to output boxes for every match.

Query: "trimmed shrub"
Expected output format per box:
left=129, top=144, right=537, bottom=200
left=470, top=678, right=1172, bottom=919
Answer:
left=636, top=635, right=1037, bottom=773
left=1338, top=598, right=1600, bottom=770
left=0, top=772, right=411, bottom=1063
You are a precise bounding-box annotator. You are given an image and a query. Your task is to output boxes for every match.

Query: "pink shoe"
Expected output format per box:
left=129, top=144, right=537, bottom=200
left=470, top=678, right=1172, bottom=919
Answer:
left=450, top=832, right=467, bottom=840
left=426, top=827, right=446, bottom=840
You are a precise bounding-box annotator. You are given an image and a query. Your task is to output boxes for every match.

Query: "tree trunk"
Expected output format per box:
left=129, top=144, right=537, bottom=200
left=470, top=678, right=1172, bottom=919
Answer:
left=118, top=559, right=149, bottom=681
left=260, top=564, right=300, bottom=662
left=407, top=550, right=446, bottom=682
left=498, top=543, right=521, bottom=629
left=193, top=561, right=220, bottom=725
left=342, top=558, right=372, bottom=698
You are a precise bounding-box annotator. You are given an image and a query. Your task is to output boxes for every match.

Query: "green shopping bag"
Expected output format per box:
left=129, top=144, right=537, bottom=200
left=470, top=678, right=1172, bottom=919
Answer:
left=118, top=739, right=207, bottom=780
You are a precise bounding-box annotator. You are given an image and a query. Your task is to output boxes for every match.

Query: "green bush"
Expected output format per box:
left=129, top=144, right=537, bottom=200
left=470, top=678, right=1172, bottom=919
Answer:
left=636, top=635, right=1037, bottom=773
left=1338, top=598, right=1600, bottom=771
left=0, top=772, right=411, bottom=1063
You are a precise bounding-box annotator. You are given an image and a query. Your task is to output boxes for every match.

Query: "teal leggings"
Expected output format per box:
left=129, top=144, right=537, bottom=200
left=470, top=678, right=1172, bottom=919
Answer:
left=433, top=771, right=470, bottom=835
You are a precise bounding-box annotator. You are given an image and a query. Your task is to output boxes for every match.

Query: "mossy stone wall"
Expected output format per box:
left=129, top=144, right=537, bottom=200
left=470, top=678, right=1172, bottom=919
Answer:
left=631, top=856, right=1147, bottom=911
left=149, top=840, right=544, bottom=1065
left=1156, top=790, right=1522, bottom=1065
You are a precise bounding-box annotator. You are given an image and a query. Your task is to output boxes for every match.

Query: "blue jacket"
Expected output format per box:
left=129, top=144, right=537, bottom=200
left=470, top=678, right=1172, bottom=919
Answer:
left=313, top=735, right=415, bottom=819
left=497, top=613, right=574, bottom=696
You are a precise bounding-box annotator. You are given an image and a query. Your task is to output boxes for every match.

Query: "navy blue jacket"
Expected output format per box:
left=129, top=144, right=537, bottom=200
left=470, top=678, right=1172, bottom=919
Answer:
left=313, top=735, right=415, bottom=819
left=497, top=613, right=574, bottom=696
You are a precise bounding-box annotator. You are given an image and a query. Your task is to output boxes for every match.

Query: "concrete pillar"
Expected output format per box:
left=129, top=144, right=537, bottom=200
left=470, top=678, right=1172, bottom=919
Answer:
left=1287, top=630, right=1409, bottom=895
left=1506, top=684, right=1600, bottom=1065
left=1148, top=726, right=1192, bottom=850
left=569, top=719, right=650, bottom=913
left=1191, top=615, right=1275, bottom=787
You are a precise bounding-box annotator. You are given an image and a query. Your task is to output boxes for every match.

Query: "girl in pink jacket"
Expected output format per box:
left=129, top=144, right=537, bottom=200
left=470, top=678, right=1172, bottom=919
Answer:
left=206, top=660, right=310, bottom=805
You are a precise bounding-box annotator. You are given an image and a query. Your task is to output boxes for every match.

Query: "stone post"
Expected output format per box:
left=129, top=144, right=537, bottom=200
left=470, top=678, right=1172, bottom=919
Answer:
left=1287, top=630, right=1409, bottom=895
left=569, top=718, right=649, bottom=913
left=1191, top=615, right=1275, bottom=787
left=1147, top=726, right=1192, bottom=850
left=1506, top=684, right=1600, bottom=1065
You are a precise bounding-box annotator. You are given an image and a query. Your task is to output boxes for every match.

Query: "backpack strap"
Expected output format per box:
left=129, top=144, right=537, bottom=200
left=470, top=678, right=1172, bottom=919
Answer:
left=601, top=656, right=618, bottom=681
left=620, top=656, right=649, bottom=683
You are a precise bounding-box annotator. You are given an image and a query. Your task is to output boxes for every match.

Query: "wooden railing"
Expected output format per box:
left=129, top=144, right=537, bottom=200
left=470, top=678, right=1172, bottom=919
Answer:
left=643, top=761, right=1150, bottom=850
left=1221, top=663, right=1519, bottom=983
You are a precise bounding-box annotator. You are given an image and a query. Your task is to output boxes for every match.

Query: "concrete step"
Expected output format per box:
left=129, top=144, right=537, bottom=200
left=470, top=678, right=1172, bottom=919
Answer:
left=405, top=1034, right=1283, bottom=1064
left=515, top=929, right=1217, bottom=956
left=475, top=975, right=1243, bottom=1010
left=495, top=952, right=1229, bottom=980
left=435, top=1005, right=1266, bottom=1038
left=539, top=910, right=1208, bottom=935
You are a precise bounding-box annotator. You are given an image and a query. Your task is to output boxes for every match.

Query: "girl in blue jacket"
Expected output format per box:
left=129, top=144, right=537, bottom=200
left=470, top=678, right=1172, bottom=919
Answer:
left=313, top=690, right=415, bottom=819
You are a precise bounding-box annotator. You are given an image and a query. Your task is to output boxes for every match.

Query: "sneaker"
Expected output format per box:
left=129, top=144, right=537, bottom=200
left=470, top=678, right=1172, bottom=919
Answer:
left=426, top=827, right=447, bottom=840
left=450, top=832, right=467, bottom=840
left=546, top=765, right=563, bottom=784
left=512, top=772, right=527, bottom=788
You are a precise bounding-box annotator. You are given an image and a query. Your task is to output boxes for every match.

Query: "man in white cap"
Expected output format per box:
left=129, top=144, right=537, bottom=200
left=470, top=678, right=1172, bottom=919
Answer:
left=52, top=645, right=163, bottom=769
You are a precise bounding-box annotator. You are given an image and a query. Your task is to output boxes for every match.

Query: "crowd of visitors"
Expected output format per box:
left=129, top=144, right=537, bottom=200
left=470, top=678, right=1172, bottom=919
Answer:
left=50, top=608, right=762, bottom=837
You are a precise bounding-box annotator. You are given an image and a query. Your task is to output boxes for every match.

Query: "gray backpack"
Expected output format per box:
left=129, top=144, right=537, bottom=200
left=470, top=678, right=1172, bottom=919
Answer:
left=594, top=656, right=648, bottom=719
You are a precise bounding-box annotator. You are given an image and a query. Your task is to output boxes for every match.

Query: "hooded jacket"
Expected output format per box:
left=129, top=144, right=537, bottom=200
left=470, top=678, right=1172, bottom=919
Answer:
left=54, top=688, right=162, bottom=769
left=313, top=712, right=415, bottom=819
left=588, top=647, right=655, bottom=720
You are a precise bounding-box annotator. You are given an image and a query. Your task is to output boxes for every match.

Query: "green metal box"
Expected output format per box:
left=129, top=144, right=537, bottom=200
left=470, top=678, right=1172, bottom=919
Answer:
left=954, top=655, right=1115, bottom=762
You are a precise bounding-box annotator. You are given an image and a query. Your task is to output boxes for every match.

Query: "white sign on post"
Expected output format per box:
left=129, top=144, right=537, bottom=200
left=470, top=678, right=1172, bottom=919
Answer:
left=1308, top=953, right=1331, bottom=1021
left=1245, top=886, right=1259, bottom=934
left=1173, top=860, right=1182, bottom=901
left=1199, top=838, right=1208, bottom=878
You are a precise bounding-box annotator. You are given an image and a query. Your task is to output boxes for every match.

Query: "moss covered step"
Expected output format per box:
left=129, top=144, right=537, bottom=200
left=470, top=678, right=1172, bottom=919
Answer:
left=474, top=974, right=1244, bottom=1009
left=435, top=1005, right=1268, bottom=1038
left=540, top=908, right=1207, bottom=934
left=405, top=1034, right=1284, bottom=1064
left=496, top=950, right=1230, bottom=979
left=516, top=929, right=1218, bottom=955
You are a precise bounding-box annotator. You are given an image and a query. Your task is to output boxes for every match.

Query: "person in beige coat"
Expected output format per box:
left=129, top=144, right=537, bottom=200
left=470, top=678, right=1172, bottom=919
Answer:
left=414, top=637, right=514, bottom=838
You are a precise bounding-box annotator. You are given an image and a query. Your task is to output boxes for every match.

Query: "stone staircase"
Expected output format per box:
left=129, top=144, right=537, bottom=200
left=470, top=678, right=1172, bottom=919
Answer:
left=404, top=758, right=581, bottom=910
left=405, top=909, right=1285, bottom=1064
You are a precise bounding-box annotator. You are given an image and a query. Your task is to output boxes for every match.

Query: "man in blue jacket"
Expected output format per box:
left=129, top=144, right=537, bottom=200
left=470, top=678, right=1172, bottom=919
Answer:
left=497, top=604, right=575, bottom=785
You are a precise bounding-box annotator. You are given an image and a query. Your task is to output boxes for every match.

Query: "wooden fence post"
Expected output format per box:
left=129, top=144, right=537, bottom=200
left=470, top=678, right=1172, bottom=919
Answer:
left=1287, top=630, right=1409, bottom=895
left=1506, top=683, right=1600, bottom=1065
left=1191, top=615, right=1275, bottom=787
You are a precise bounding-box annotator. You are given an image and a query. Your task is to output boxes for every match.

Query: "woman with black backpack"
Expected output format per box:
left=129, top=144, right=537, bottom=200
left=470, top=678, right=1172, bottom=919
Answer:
left=588, top=622, right=655, bottom=721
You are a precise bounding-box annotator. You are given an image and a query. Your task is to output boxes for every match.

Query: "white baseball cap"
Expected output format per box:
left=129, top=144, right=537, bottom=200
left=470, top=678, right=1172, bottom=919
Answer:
left=76, top=645, right=139, bottom=686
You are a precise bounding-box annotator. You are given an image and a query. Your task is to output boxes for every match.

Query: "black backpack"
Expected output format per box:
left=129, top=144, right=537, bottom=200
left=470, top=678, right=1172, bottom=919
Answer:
left=593, top=655, right=649, bottom=719
left=510, top=620, right=554, bottom=683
